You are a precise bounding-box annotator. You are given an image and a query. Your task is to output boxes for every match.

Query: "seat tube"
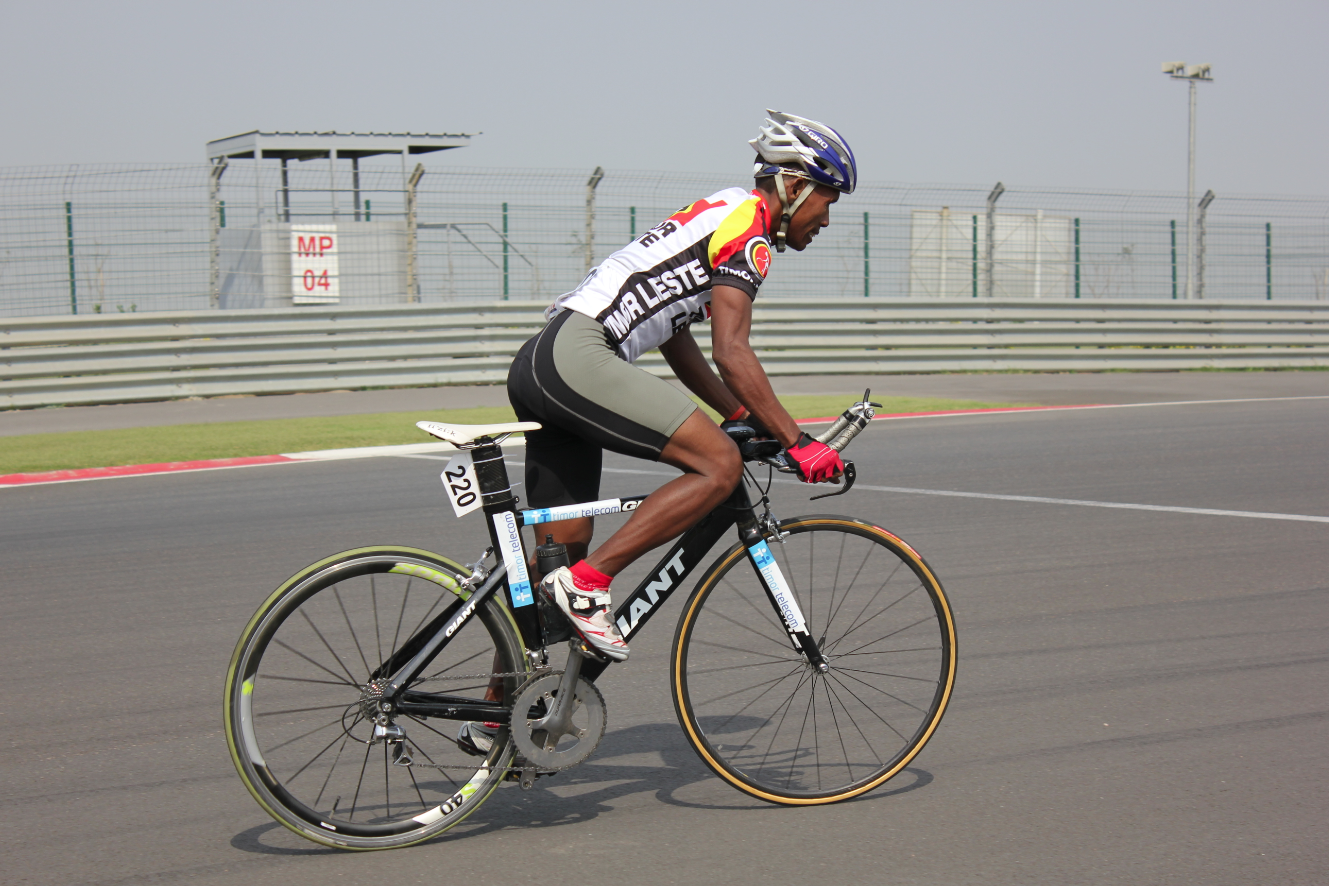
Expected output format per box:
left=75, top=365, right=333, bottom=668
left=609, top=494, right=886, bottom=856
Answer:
left=472, top=442, right=540, bottom=649
left=735, top=496, right=830, bottom=672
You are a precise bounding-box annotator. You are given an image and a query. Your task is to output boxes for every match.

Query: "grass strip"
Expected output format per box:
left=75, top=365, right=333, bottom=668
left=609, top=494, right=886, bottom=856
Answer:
left=2, top=394, right=1018, bottom=475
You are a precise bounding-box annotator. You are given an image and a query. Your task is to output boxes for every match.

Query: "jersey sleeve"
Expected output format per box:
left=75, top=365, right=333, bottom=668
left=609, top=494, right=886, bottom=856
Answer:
left=706, top=197, right=772, bottom=299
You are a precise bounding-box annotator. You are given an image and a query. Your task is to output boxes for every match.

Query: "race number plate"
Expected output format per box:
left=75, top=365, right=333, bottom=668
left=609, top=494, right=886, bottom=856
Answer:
left=441, top=451, right=483, bottom=518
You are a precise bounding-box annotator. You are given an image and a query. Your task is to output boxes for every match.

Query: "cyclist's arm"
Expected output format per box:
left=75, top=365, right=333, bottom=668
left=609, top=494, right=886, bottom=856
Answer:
left=709, top=284, right=802, bottom=449
left=659, top=327, right=744, bottom=419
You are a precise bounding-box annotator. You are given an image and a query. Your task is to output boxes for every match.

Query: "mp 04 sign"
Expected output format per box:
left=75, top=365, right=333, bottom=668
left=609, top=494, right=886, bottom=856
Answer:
left=291, top=225, right=340, bottom=303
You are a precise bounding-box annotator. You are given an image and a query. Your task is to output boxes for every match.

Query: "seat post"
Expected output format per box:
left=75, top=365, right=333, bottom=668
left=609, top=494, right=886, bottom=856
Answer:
left=472, top=440, right=541, bottom=648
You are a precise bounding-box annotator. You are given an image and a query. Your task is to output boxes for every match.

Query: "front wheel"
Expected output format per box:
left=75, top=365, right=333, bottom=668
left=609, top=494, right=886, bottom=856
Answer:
left=224, top=547, right=529, bottom=849
left=671, top=517, right=957, bottom=805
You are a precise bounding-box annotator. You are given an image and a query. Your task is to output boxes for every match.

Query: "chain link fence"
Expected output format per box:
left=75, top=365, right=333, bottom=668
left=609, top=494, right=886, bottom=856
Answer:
left=2, top=162, right=1327, bottom=318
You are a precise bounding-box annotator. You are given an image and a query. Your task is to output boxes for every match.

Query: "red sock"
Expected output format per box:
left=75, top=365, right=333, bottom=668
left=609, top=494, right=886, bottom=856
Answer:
left=569, top=560, right=612, bottom=592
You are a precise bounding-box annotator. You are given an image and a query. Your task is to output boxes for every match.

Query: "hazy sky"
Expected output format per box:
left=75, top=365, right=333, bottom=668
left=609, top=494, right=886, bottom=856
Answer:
left=3, top=0, right=1326, bottom=195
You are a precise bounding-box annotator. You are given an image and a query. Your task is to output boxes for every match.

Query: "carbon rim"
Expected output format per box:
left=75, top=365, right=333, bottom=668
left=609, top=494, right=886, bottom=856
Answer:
left=225, top=551, right=526, bottom=846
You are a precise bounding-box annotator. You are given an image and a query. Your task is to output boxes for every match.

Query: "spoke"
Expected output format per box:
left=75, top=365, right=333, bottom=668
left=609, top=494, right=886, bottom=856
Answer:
left=272, top=639, right=359, bottom=688
left=257, top=702, right=356, bottom=718
left=286, top=729, right=355, bottom=785
left=334, top=586, right=372, bottom=681
left=314, top=734, right=351, bottom=808
left=830, top=582, right=920, bottom=652
left=267, top=715, right=346, bottom=753
left=720, top=574, right=786, bottom=637
left=757, top=669, right=814, bottom=780
left=299, top=610, right=359, bottom=686
left=349, top=741, right=373, bottom=822
left=826, top=530, right=846, bottom=633
left=834, top=664, right=940, bottom=685
left=691, top=663, right=805, bottom=712
left=257, top=673, right=355, bottom=687
left=399, top=727, right=461, bottom=790
left=701, top=600, right=791, bottom=653
left=825, top=534, right=878, bottom=631
left=390, top=578, right=413, bottom=658
left=406, top=760, right=428, bottom=810
left=372, top=575, right=383, bottom=670
left=689, top=637, right=795, bottom=662
left=837, top=644, right=941, bottom=656
left=837, top=613, right=935, bottom=657
left=821, top=676, right=854, bottom=784
left=830, top=561, right=909, bottom=650
left=823, top=674, right=885, bottom=768
left=787, top=674, right=816, bottom=789
left=686, top=657, right=795, bottom=678
left=834, top=668, right=931, bottom=714
left=384, top=744, right=392, bottom=820
left=694, top=662, right=807, bottom=741
left=826, top=671, right=910, bottom=744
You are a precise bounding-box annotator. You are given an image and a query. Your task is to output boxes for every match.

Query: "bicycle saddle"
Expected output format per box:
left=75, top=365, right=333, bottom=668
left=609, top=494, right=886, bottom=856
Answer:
left=416, top=420, right=542, bottom=445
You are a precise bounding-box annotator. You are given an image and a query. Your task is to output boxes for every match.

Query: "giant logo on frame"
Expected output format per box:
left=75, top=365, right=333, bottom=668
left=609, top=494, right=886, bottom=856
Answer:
left=746, top=237, right=772, bottom=280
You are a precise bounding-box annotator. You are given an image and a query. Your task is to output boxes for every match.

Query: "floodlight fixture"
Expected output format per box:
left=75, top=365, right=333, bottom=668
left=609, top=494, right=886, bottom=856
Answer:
left=1160, top=60, right=1216, bottom=298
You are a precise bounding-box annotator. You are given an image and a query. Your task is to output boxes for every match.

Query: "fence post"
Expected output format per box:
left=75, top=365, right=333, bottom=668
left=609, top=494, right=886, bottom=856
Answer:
left=985, top=182, right=1004, bottom=298
left=502, top=202, right=509, bottom=300
left=630, top=206, right=636, bottom=239
left=1074, top=218, right=1081, bottom=299
left=209, top=159, right=228, bottom=309
left=971, top=214, right=978, bottom=297
left=65, top=201, right=77, bottom=315
left=585, top=166, right=605, bottom=273
left=1170, top=220, right=1177, bottom=299
left=1266, top=222, right=1273, bottom=300
left=406, top=163, right=425, bottom=302
left=863, top=211, right=870, bottom=297
left=1196, top=190, right=1215, bottom=299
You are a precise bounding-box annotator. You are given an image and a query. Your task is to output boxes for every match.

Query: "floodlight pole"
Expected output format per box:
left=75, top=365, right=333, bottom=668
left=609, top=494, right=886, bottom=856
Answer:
left=1162, top=62, right=1214, bottom=299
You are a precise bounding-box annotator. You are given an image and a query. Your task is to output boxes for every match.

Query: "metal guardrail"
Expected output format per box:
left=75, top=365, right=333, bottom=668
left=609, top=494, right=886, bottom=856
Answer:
left=3, top=298, right=1328, bottom=409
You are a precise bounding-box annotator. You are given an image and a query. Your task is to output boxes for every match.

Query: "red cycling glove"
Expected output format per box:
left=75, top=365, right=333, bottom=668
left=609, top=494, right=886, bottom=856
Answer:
left=787, top=433, right=845, bottom=483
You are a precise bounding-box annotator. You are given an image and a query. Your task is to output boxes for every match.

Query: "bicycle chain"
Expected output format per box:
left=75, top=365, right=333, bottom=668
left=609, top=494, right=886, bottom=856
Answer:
left=395, top=669, right=557, bottom=776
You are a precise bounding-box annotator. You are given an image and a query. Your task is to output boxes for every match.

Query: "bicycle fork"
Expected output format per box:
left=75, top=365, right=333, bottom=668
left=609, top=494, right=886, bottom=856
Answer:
left=735, top=495, right=831, bottom=673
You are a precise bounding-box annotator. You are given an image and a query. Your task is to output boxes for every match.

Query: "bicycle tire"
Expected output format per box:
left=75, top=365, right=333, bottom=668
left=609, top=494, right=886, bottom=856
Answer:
left=671, top=517, right=957, bottom=804
left=224, top=546, right=529, bottom=849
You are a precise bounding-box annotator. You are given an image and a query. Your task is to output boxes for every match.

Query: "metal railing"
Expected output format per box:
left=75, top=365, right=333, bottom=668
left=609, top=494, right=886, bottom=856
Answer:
left=4, top=163, right=1328, bottom=319
left=3, top=298, right=1327, bottom=409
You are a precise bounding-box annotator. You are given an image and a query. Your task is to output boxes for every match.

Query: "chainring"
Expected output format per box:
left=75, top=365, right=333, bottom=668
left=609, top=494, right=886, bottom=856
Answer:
left=509, top=671, right=606, bottom=770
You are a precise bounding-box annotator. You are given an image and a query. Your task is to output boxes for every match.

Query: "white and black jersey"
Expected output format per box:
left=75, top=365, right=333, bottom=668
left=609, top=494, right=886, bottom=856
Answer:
left=549, top=187, right=774, bottom=363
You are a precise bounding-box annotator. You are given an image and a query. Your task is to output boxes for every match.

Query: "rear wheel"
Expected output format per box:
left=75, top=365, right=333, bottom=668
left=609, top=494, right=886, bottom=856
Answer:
left=671, top=518, right=957, bottom=804
left=224, top=547, right=528, bottom=849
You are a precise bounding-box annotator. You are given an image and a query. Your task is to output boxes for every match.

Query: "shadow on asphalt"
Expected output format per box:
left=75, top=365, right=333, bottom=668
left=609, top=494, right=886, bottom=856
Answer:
left=230, top=721, right=937, bottom=855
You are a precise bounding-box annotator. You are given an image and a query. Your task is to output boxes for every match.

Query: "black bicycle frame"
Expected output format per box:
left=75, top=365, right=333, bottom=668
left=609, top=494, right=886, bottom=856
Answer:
left=379, top=438, right=828, bottom=716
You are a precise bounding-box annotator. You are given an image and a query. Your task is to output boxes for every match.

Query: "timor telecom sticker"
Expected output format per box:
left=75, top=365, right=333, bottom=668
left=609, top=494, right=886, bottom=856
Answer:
left=493, top=511, right=533, bottom=607
left=748, top=540, right=806, bottom=634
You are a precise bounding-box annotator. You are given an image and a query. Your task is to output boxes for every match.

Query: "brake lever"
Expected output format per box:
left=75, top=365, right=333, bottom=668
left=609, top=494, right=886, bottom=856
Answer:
left=810, top=461, right=856, bottom=500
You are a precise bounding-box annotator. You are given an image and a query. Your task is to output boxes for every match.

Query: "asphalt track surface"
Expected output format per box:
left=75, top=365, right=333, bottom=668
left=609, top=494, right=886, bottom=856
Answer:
left=3, top=382, right=1327, bottom=884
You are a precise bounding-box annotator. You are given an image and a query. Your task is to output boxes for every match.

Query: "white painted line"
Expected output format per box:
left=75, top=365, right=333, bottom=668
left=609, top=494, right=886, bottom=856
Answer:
left=849, top=483, right=1329, bottom=524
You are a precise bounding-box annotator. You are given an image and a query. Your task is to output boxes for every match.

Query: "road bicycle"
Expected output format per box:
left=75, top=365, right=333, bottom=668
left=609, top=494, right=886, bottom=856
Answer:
left=223, top=393, right=957, bottom=849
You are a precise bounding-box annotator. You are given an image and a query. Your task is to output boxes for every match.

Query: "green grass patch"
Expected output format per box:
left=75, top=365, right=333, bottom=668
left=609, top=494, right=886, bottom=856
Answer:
left=2, top=395, right=1019, bottom=475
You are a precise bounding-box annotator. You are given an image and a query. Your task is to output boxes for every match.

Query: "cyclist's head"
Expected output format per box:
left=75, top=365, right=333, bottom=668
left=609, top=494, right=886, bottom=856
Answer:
left=750, top=110, right=856, bottom=252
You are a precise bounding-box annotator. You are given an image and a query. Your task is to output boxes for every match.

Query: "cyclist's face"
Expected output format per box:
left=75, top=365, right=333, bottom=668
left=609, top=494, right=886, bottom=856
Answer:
left=786, top=183, right=840, bottom=251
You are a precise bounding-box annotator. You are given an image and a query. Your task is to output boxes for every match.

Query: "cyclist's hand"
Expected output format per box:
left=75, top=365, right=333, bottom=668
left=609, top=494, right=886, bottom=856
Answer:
left=787, top=432, right=845, bottom=484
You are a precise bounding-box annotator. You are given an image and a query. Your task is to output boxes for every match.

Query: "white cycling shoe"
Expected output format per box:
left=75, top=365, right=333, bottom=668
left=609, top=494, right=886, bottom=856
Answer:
left=540, top=566, right=630, bottom=662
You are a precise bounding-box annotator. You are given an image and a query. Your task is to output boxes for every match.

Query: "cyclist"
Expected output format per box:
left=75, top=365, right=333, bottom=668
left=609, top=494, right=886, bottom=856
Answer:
left=459, top=111, right=856, bottom=754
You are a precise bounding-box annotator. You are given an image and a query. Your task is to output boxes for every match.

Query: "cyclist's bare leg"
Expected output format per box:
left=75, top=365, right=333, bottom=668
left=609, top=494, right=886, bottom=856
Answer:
left=585, top=409, right=740, bottom=577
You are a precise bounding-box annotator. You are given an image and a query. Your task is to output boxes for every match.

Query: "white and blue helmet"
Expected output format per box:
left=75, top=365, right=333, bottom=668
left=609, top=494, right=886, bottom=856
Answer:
left=750, top=110, right=857, bottom=251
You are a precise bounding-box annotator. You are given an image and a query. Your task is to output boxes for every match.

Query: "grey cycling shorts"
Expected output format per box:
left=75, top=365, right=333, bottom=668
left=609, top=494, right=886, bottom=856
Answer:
left=507, top=309, right=698, bottom=508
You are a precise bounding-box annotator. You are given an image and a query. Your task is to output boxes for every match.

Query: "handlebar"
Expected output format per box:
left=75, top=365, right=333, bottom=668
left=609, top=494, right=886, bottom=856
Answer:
left=731, top=390, right=881, bottom=498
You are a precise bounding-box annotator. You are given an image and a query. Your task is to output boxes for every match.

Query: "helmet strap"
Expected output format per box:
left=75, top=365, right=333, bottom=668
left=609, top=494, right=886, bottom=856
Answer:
left=774, top=170, right=814, bottom=253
